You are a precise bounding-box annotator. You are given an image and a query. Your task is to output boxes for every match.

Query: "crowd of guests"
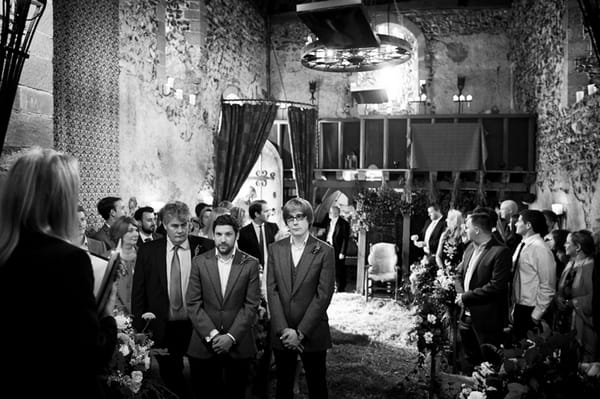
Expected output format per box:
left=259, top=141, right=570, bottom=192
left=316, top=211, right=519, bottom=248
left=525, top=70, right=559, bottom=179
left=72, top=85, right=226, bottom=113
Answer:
left=412, top=200, right=600, bottom=372
left=0, top=147, right=342, bottom=399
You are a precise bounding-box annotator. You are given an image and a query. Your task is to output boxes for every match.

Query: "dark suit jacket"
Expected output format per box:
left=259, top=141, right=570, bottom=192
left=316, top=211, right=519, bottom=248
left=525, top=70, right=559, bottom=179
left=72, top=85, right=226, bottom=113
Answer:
left=454, top=237, right=512, bottom=336
left=267, top=235, right=335, bottom=352
left=92, top=223, right=115, bottom=250
left=186, top=250, right=260, bottom=359
left=421, top=218, right=447, bottom=255
left=237, top=221, right=279, bottom=265
left=0, top=231, right=117, bottom=398
left=493, top=219, right=521, bottom=253
left=131, top=235, right=214, bottom=347
left=322, top=216, right=350, bottom=256
left=136, top=232, right=162, bottom=249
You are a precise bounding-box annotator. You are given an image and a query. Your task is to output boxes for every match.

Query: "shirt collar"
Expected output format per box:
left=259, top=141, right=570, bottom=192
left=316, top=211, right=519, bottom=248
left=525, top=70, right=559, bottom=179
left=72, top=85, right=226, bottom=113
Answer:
left=523, top=233, right=541, bottom=246
left=473, top=237, right=491, bottom=249
left=216, top=247, right=236, bottom=262
left=167, top=236, right=190, bottom=251
left=290, top=233, right=309, bottom=247
left=252, top=220, right=264, bottom=229
left=139, top=231, right=152, bottom=240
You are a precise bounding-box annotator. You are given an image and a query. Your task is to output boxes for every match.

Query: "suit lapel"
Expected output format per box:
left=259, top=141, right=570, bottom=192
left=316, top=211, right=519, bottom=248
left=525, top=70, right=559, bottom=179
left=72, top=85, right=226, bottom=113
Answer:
left=278, top=240, right=293, bottom=294
left=223, top=252, right=246, bottom=303
left=206, top=254, right=224, bottom=304
left=157, top=239, right=168, bottom=295
left=292, top=236, right=318, bottom=296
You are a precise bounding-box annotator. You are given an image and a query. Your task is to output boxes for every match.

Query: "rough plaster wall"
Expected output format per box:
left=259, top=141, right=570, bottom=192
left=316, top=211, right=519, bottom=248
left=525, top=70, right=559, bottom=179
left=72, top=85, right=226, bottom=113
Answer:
left=430, top=34, right=511, bottom=114
left=119, top=0, right=267, bottom=209
left=1, top=0, right=53, bottom=169
left=270, top=8, right=511, bottom=118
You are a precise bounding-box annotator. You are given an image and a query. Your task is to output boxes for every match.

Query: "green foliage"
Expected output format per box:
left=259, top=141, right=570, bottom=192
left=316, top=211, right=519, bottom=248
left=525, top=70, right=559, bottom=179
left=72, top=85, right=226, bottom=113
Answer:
left=355, top=186, right=413, bottom=230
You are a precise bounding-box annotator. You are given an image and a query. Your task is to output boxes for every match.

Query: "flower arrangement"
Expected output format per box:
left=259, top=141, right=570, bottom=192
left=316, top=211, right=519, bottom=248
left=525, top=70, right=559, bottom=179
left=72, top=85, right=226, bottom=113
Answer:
left=106, top=312, right=164, bottom=396
left=457, top=327, right=600, bottom=399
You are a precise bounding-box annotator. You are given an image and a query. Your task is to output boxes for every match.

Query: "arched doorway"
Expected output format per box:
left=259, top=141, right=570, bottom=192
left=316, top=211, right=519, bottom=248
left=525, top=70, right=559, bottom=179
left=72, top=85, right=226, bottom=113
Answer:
left=233, top=140, right=284, bottom=229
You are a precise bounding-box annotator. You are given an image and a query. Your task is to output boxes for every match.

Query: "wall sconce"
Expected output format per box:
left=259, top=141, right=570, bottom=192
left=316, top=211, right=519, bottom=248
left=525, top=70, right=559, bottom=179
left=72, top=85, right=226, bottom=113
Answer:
left=452, top=75, right=472, bottom=114
left=309, top=80, right=317, bottom=104
left=551, top=203, right=565, bottom=215
left=551, top=203, right=567, bottom=228
left=409, top=79, right=428, bottom=113
left=163, top=76, right=196, bottom=104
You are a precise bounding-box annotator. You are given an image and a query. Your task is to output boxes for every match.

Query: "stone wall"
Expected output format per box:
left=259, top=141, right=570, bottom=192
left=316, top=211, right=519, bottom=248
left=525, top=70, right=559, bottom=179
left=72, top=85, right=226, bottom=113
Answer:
left=119, top=0, right=267, bottom=211
left=510, top=0, right=600, bottom=230
left=269, top=6, right=512, bottom=117
left=1, top=0, right=53, bottom=171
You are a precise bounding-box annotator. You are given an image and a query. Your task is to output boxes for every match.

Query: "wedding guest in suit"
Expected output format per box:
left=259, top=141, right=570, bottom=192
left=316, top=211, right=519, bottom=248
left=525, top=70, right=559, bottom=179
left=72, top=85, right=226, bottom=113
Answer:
left=0, top=148, right=117, bottom=399
left=134, top=206, right=160, bottom=247
left=511, top=209, right=556, bottom=341
left=237, top=200, right=280, bottom=399
left=206, top=206, right=232, bottom=240
left=110, top=216, right=140, bottom=314
left=454, top=208, right=512, bottom=371
left=77, top=205, right=90, bottom=250
left=318, top=206, right=350, bottom=293
left=411, top=203, right=447, bottom=258
left=187, top=215, right=261, bottom=399
left=93, top=196, right=126, bottom=250
left=132, top=201, right=214, bottom=399
left=495, top=200, right=521, bottom=252
left=268, top=198, right=335, bottom=399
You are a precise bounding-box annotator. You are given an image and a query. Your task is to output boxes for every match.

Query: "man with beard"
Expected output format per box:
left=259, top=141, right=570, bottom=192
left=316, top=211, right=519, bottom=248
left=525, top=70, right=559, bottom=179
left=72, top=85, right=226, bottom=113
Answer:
left=134, top=206, right=161, bottom=247
left=187, top=214, right=261, bottom=399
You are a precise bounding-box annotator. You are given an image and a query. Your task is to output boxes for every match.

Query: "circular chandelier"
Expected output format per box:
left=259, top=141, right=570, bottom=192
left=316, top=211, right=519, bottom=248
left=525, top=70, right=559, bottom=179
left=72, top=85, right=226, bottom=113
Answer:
left=301, top=34, right=412, bottom=73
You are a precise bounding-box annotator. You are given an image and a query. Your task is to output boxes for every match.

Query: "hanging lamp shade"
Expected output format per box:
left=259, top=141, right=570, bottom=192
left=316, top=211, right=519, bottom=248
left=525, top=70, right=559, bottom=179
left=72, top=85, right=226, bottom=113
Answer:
left=0, top=0, right=47, bottom=154
left=297, top=0, right=412, bottom=73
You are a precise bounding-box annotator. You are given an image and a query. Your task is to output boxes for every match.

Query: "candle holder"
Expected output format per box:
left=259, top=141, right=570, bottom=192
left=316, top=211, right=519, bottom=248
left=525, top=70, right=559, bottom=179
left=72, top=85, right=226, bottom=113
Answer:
left=309, top=80, right=317, bottom=104
left=452, top=75, right=472, bottom=114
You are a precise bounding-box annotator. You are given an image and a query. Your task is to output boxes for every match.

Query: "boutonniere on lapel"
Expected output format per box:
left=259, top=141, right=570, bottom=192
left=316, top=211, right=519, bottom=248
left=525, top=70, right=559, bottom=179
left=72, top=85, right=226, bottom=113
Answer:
left=311, top=245, right=322, bottom=255
left=194, top=245, right=201, bottom=257
left=238, top=253, right=250, bottom=265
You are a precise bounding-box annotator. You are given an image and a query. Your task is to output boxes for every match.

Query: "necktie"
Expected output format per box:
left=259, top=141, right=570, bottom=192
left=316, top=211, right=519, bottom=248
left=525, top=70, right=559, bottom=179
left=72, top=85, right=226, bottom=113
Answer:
left=170, top=245, right=183, bottom=311
left=259, top=225, right=265, bottom=264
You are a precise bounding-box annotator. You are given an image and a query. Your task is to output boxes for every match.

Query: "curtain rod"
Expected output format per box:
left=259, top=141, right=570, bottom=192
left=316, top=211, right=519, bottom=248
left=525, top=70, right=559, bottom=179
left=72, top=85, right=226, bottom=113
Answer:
left=221, top=98, right=317, bottom=109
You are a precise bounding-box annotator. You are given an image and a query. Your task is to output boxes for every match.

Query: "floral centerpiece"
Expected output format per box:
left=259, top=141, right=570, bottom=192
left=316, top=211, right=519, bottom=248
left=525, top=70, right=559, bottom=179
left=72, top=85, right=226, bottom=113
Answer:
left=106, top=312, right=173, bottom=398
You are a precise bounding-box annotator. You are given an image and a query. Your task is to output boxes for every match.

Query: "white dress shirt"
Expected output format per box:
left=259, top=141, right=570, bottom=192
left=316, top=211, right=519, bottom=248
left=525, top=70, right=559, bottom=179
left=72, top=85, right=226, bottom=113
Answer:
left=291, top=234, right=309, bottom=267
left=463, top=238, right=491, bottom=292
left=512, top=233, right=556, bottom=320
left=216, top=248, right=235, bottom=297
left=424, top=217, right=442, bottom=254
left=166, top=237, right=192, bottom=313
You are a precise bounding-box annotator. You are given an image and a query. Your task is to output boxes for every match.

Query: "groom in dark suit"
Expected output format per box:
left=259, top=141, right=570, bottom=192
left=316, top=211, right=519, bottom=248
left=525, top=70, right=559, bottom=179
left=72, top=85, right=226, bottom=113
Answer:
left=454, top=207, right=511, bottom=371
left=268, top=198, right=335, bottom=399
left=132, top=201, right=214, bottom=399
left=186, top=214, right=261, bottom=399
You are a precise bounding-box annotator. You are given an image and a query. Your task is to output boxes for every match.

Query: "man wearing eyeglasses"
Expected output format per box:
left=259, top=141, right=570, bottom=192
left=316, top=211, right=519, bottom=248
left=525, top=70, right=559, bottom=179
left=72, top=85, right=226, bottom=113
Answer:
left=267, top=198, right=335, bottom=399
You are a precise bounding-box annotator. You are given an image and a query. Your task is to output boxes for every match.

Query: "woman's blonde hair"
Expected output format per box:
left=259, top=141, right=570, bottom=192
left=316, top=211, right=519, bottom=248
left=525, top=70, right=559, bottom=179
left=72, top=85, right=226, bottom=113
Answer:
left=0, top=147, right=80, bottom=264
left=446, top=209, right=465, bottom=240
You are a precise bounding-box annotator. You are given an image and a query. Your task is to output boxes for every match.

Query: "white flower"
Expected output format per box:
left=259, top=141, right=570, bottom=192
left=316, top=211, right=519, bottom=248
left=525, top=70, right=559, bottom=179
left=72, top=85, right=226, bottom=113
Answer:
left=131, top=370, right=143, bottom=384
left=144, top=355, right=151, bottom=370
left=424, top=331, right=434, bottom=344
left=427, top=314, right=437, bottom=324
left=119, top=344, right=130, bottom=357
left=414, top=315, right=423, bottom=324
left=115, top=314, right=130, bottom=330
left=141, top=312, right=156, bottom=321
left=467, top=391, right=486, bottom=399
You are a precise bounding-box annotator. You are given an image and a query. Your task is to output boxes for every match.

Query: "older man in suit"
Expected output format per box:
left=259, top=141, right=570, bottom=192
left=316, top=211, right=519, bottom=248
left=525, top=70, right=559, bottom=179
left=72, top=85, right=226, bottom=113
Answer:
left=268, top=197, right=335, bottom=399
left=454, top=207, right=512, bottom=371
left=186, top=214, right=261, bottom=399
left=315, top=206, right=350, bottom=293
left=132, top=201, right=214, bottom=399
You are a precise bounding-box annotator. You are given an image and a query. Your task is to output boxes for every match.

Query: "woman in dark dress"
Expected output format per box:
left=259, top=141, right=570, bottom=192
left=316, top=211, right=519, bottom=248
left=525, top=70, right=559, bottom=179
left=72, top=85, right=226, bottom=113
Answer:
left=0, top=148, right=117, bottom=398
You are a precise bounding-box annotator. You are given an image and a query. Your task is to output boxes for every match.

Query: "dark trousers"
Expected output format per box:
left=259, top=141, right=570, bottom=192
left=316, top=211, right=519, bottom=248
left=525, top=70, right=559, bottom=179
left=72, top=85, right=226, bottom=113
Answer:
left=156, top=320, right=193, bottom=399
left=273, top=349, right=327, bottom=399
left=335, top=255, right=346, bottom=292
left=458, top=314, right=502, bottom=372
left=252, top=320, right=272, bottom=399
left=512, top=304, right=536, bottom=341
left=188, top=355, right=251, bottom=399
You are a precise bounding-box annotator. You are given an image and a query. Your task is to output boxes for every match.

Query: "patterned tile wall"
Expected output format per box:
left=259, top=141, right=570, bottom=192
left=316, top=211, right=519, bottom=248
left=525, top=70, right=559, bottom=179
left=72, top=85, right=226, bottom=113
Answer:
left=53, top=0, right=120, bottom=229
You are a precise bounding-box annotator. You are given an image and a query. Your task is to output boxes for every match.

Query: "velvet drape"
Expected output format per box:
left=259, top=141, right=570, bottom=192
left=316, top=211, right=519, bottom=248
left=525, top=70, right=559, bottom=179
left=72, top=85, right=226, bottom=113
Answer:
left=288, top=106, right=318, bottom=200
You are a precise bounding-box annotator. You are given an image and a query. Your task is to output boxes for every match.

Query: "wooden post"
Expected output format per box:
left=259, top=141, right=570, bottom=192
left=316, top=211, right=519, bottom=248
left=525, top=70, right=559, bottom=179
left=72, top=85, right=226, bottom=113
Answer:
left=402, top=169, right=413, bottom=278
left=356, top=229, right=367, bottom=295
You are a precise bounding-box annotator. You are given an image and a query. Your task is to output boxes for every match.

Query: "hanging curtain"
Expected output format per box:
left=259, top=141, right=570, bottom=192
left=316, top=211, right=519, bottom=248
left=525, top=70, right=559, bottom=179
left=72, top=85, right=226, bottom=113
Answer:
left=288, top=106, right=318, bottom=200
left=214, top=102, right=277, bottom=205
